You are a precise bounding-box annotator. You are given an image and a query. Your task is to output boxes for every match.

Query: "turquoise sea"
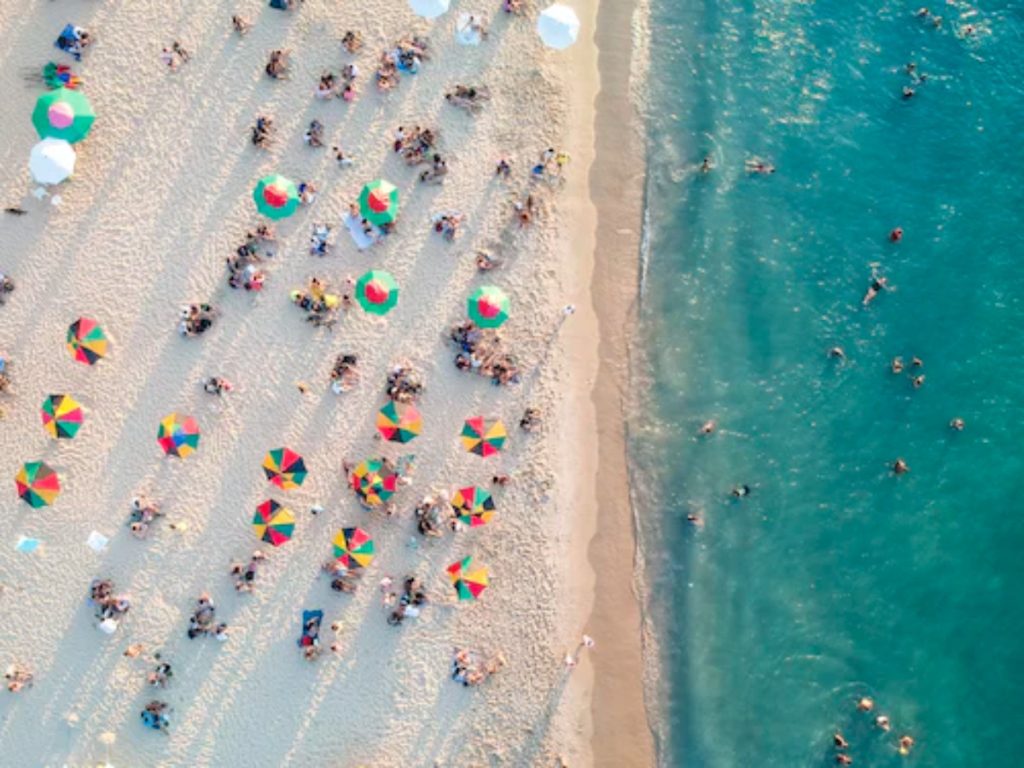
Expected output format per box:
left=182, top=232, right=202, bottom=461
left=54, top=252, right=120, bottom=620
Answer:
left=631, top=1, right=1024, bottom=766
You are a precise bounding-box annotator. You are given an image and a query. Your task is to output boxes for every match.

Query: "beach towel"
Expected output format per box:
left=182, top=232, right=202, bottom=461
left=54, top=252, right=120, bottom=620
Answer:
left=55, top=24, right=82, bottom=60
left=344, top=214, right=377, bottom=251
left=298, top=609, right=323, bottom=647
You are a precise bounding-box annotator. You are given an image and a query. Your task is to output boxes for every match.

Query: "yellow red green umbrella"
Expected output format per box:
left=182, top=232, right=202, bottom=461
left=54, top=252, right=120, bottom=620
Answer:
left=253, top=499, right=295, bottom=546
left=15, top=461, right=61, bottom=508
left=157, top=414, right=200, bottom=458
left=376, top=401, right=422, bottom=443
left=467, top=286, right=510, bottom=329
left=451, top=486, right=496, bottom=527
left=263, top=447, right=307, bottom=490
left=40, top=394, right=84, bottom=439
left=332, top=527, right=375, bottom=570
left=447, top=556, right=489, bottom=600
left=356, top=270, right=399, bottom=315
left=66, top=317, right=108, bottom=365
left=350, top=458, right=399, bottom=508
left=460, top=416, right=506, bottom=458
left=358, top=179, right=399, bottom=225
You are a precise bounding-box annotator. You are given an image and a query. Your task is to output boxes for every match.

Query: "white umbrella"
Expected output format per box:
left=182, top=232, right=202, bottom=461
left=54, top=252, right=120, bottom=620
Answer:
left=30, top=138, right=76, bottom=185
left=538, top=4, right=580, bottom=49
left=409, top=0, right=449, bottom=19
left=456, top=13, right=483, bottom=46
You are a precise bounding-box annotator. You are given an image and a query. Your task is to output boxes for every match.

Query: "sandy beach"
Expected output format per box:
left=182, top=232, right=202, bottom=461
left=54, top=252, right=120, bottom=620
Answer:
left=0, top=0, right=652, bottom=765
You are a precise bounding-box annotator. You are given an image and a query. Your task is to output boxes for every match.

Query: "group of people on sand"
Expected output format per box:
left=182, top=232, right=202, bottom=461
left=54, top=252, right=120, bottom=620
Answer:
left=5, top=665, right=33, bottom=693
left=831, top=697, right=914, bottom=764
left=89, top=579, right=131, bottom=625
left=178, top=303, right=218, bottom=337
left=230, top=551, right=268, bottom=593
left=530, top=147, right=571, bottom=184
left=394, top=124, right=440, bottom=164
left=444, top=84, right=490, bottom=113
left=376, top=36, right=430, bottom=90
left=346, top=202, right=394, bottom=245
left=451, top=648, right=505, bottom=687
left=0, top=271, right=14, bottom=305
left=186, top=593, right=228, bottom=641
left=385, top=576, right=427, bottom=626
left=330, top=353, right=360, bottom=394
left=266, top=48, right=290, bottom=79
left=321, top=558, right=363, bottom=594
left=0, top=354, right=11, bottom=394
left=290, top=275, right=353, bottom=327
left=415, top=494, right=454, bottom=537
left=449, top=321, right=521, bottom=385
left=386, top=363, right=424, bottom=403
left=315, top=65, right=358, bottom=101
left=128, top=495, right=164, bottom=539
left=251, top=115, right=274, bottom=148
left=227, top=225, right=274, bottom=291
left=159, top=41, right=190, bottom=71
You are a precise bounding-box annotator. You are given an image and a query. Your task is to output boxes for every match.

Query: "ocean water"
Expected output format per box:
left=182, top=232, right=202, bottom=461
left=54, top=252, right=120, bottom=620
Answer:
left=631, top=2, right=1024, bottom=766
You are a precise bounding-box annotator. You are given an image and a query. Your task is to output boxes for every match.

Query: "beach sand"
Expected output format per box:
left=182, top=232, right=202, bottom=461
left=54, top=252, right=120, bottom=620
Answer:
left=0, top=0, right=651, bottom=765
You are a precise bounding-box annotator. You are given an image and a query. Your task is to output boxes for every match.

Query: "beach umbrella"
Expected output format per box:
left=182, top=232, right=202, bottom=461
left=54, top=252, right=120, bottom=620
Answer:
left=460, top=416, right=507, bottom=458
left=451, top=486, right=496, bottom=527
left=447, top=556, right=489, bottom=600
left=66, top=317, right=108, bottom=365
left=350, top=459, right=399, bottom=507
left=376, top=401, right=422, bottom=443
left=15, top=461, right=61, bottom=508
left=355, top=270, right=399, bottom=315
left=253, top=174, right=300, bottom=220
left=29, top=138, right=76, bottom=185
left=252, top=499, right=295, bottom=546
left=40, top=394, right=84, bottom=439
left=358, top=179, right=400, bottom=226
left=32, top=87, right=95, bottom=144
left=263, top=447, right=307, bottom=490
left=467, top=286, right=511, bottom=329
left=157, top=413, right=200, bottom=458
left=537, top=4, right=580, bottom=50
left=332, top=527, right=375, bottom=570
left=409, top=0, right=449, bottom=18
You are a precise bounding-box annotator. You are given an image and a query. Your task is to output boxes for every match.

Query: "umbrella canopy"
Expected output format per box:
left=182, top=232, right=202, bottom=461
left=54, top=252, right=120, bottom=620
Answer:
left=263, top=447, right=307, bottom=490
left=15, top=461, right=61, bottom=508
left=460, top=416, right=507, bottom=458
left=409, top=0, right=449, bottom=18
left=252, top=499, right=295, bottom=546
left=376, top=401, right=422, bottom=443
left=350, top=459, right=399, bottom=507
left=451, top=486, right=496, bottom=527
left=41, top=394, right=84, bottom=439
left=66, top=317, right=108, bottom=365
left=157, top=414, right=200, bottom=458
left=253, top=174, right=300, bottom=220
left=467, top=286, right=511, bottom=329
left=447, top=556, right=489, bottom=600
left=332, top=527, right=375, bottom=569
left=355, top=270, right=399, bottom=315
left=537, top=4, right=580, bottom=49
left=32, top=87, right=95, bottom=143
left=30, top=138, right=76, bottom=185
left=358, top=179, right=399, bottom=225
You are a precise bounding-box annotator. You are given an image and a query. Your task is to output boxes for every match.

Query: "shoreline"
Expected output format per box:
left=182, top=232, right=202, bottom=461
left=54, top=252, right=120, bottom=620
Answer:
left=563, top=0, right=656, bottom=763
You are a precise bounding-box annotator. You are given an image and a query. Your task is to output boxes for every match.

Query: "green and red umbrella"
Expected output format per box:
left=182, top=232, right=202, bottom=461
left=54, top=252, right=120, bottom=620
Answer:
left=263, top=447, right=307, bottom=490
left=253, top=174, right=300, bottom=220
left=355, top=270, right=399, bottom=315
left=252, top=499, right=295, bottom=546
left=157, top=414, right=200, bottom=458
left=467, top=286, right=510, bottom=328
left=451, top=486, right=496, bottom=527
left=358, top=179, right=399, bottom=225
left=332, top=527, right=375, bottom=570
left=460, top=416, right=507, bottom=458
left=376, top=401, right=422, bottom=443
left=350, top=458, right=399, bottom=508
left=15, top=461, right=61, bottom=508
left=66, top=317, right=108, bottom=365
left=32, top=88, right=95, bottom=144
left=447, top=556, right=489, bottom=600
left=41, top=394, right=84, bottom=439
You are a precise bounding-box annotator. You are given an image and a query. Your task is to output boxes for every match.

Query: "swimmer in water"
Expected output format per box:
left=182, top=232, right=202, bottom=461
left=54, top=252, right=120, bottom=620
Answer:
left=700, top=156, right=713, bottom=174
left=893, top=458, right=909, bottom=475
left=915, top=7, right=929, bottom=18
left=833, top=733, right=849, bottom=749
left=949, top=417, right=965, bottom=431
left=862, top=266, right=889, bottom=307
left=891, top=356, right=904, bottom=374
left=911, top=356, right=923, bottom=368
left=912, top=374, right=925, bottom=389
left=857, top=696, right=874, bottom=712
left=828, top=346, right=845, bottom=360
left=889, top=227, right=903, bottom=242
left=902, top=86, right=915, bottom=100
left=876, top=715, right=891, bottom=731
left=835, top=756, right=853, bottom=766
left=745, top=158, right=775, bottom=175
left=686, top=512, right=704, bottom=530
left=898, top=735, right=915, bottom=755
left=698, top=419, right=717, bottom=436
left=731, top=484, right=751, bottom=498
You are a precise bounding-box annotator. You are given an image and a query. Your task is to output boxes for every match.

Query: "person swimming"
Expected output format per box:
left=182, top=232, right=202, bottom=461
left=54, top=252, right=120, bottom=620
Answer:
left=893, top=458, right=909, bottom=475
left=862, top=267, right=889, bottom=306
left=731, top=484, right=751, bottom=498
left=891, top=356, right=904, bottom=374
left=698, top=419, right=716, bottom=435
left=949, top=417, right=965, bottom=431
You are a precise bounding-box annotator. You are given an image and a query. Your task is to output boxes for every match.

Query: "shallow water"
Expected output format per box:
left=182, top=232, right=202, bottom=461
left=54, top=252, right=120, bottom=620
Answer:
left=632, top=2, right=1024, bottom=766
